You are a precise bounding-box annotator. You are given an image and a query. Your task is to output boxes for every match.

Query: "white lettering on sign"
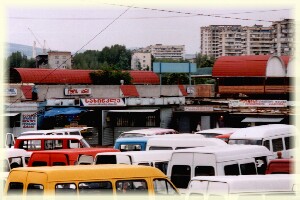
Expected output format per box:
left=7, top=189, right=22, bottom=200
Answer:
left=229, top=100, right=287, bottom=108
left=5, top=88, right=17, bottom=96
left=184, top=106, right=214, bottom=112
left=65, top=88, right=91, bottom=95
left=80, top=98, right=125, bottom=107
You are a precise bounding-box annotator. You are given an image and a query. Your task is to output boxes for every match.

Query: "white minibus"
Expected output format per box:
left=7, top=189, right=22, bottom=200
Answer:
left=228, top=124, right=295, bottom=158
left=167, top=145, right=274, bottom=189
left=93, top=150, right=174, bottom=174
left=186, top=174, right=296, bottom=199
left=146, top=137, right=226, bottom=150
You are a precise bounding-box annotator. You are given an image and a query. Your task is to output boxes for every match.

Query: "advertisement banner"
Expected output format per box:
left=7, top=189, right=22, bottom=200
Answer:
left=65, top=88, right=91, bottom=95
left=22, top=113, right=37, bottom=129
left=80, top=98, right=125, bottom=107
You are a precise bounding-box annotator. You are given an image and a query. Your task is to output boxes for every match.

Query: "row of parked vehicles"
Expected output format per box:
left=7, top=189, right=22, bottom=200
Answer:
left=2, top=124, right=297, bottom=199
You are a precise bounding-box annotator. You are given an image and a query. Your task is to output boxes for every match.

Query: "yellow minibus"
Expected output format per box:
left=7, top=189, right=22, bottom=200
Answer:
left=4, top=164, right=179, bottom=198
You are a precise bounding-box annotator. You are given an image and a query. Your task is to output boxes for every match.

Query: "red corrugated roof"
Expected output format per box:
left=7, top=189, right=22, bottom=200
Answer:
left=13, top=68, right=160, bottom=85
left=120, top=85, right=139, bottom=97
left=280, top=56, right=290, bottom=67
left=212, top=55, right=272, bottom=77
left=21, top=85, right=32, bottom=99
left=178, top=85, right=188, bottom=96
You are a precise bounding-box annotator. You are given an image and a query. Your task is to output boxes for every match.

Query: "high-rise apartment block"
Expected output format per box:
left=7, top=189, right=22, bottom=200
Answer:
left=134, top=44, right=185, bottom=60
left=131, top=52, right=152, bottom=71
left=200, top=19, right=294, bottom=58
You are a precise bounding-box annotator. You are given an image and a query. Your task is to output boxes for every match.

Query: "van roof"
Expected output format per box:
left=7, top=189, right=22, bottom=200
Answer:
left=17, top=135, right=84, bottom=140
left=96, top=150, right=174, bottom=162
left=1, top=148, right=32, bottom=158
left=10, top=164, right=166, bottom=181
left=115, top=137, right=152, bottom=143
left=171, top=145, right=273, bottom=162
left=190, top=174, right=294, bottom=193
left=195, top=128, right=239, bottom=135
left=147, top=138, right=227, bottom=148
left=30, top=148, right=119, bottom=154
left=229, top=124, right=295, bottom=140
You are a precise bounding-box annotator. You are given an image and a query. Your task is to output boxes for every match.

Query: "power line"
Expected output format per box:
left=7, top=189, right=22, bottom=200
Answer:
left=9, top=9, right=290, bottom=21
left=7, top=5, right=133, bottom=108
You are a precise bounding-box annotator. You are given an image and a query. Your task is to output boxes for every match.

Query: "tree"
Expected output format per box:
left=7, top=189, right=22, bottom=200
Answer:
left=6, top=51, right=35, bottom=68
left=195, top=53, right=216, bottom=68
left=89, top=67, right=132, bottom=85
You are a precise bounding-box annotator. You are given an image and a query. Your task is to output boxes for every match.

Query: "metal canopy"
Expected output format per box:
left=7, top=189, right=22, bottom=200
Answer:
left=108, top=109, right=158, bottom=113
left=241, top=117, right=284, bottom=123
left=2, top=113, right=20, bottom=117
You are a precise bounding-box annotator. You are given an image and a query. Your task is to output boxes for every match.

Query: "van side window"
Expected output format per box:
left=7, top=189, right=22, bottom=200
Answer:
left=55, top=183, right=77, bottom=195
left=116, top=180, right=148, bottom=195
left=22, top=140, right=41, bottom=150
left=171, top=165, right=191, bottom=188
left=150, top=146, right=173, bottom=150
left=255, top=157, right=268, bottom=174
left=285, top=136, right=294, bottom=150
left=224, top=164, right=239, bottom=175
left=240, top=163, right=256, bottom=175
left=153, top=179, right=178, bottom=195
left=27, top=183, right=44, bottom=195
left=95, top=155, right=117, bottom=164
left=154, top=161, right=169, bottom=174
left=263, top=140, right=270, bottom=150
left=195, top=166, right=215, bottom=176
left=69, top=140, right=81, bottom=148
left=32, top=161, right=47, bottom=167
left=78, top=181, right=112, bottom=195
left=53, top=162, right=67, bottom=166
left=45, top=139, right=63, bottom=150
left=272, top=138, right=283, bottom=152
left=7, top=182, right=23, bottom=195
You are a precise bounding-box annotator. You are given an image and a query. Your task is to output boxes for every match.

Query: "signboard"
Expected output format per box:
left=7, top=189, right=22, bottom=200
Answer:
left=5, top=88, right=17, bottom=96
left=229, top=100, right=288, bottom=108
left=80, top=98, right=126, bottom=107
left=184, top=106, right=214, bottom=112
left=65, top=88, right=91, bottom=95
left=153, top=62, right=197, bottom=73
left=22, top=113, right=37, bottom=129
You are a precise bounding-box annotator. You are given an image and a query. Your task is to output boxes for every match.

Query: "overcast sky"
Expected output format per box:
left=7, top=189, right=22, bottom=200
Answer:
left=4, top=0, right=295, bottom=54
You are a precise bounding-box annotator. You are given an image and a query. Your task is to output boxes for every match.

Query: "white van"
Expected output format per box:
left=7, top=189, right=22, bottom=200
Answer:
left=146, top=137, right=226, bottom=150
left=228, top=124, right=295, bottom=158
left=167, top=145, right=274, bottom=189
left=21, top=128, right=82, bottom=136
left=93, top=150, right=174, bottom=174
left=186, top=174, right=296, bottom=199
left=118, top=128, right=178, bottom=138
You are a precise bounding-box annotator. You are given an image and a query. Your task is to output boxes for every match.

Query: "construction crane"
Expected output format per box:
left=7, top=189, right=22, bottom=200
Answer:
left=28, top=27, right=48, bottom=54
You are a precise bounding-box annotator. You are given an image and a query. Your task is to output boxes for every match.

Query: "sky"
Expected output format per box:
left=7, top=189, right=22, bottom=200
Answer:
left=2, top=0, right=297, bottom=54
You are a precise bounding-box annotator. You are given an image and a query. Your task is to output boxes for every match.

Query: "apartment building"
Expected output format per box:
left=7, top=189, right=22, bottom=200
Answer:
left=46, top=51, right=72, bottom=69
left=131, top=52, right=152, bottom=71
left=135, top=44, right=185, bottom=60
left=271, top=19, right=294, bottom=56
left=200, top=19, right=294, bottom=58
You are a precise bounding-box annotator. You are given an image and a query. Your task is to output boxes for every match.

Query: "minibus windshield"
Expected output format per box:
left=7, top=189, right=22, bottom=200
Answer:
left=228, top=139, right=262, bottom=145
left=119, top=133, right=144, bottom=138
left=120, top=144, right=142, bottom=151
left=80, top=138, right=91, bottom=148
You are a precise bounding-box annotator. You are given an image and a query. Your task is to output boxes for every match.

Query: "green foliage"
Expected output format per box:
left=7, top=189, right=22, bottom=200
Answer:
left=194, top=78, right=215, bottom=85
left=195, top=53, right=216, bottom=68
left=6, top=51, right=36, bottom=68
left=161, top=73, right=189, bottom=85
left=73, top=44, right=132, bottom=70
left=89, top=67, right=132, bottom=85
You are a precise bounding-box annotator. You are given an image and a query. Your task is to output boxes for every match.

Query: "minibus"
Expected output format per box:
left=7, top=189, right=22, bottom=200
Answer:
left=114, top=137, right=151, bottom=151
left=94, top=150, right=174, bottom=174
left=21, top=128, right=82, bottom=136
left=228, top=124, right=296, bottom=158
left=186, top=174, right=296, bottom=199
left=265, top=158, right=293, bottom=174
left=14, top=135, right=90, bottom=151
left=167, top=145, right=274, bottom=189
left=118, top=128, right=178, bottom=138
left=27, top=148, right=120, bottom=166
left=4, top=164, right=180, bottom=197
left=146, top=137, right=227, bottom=150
